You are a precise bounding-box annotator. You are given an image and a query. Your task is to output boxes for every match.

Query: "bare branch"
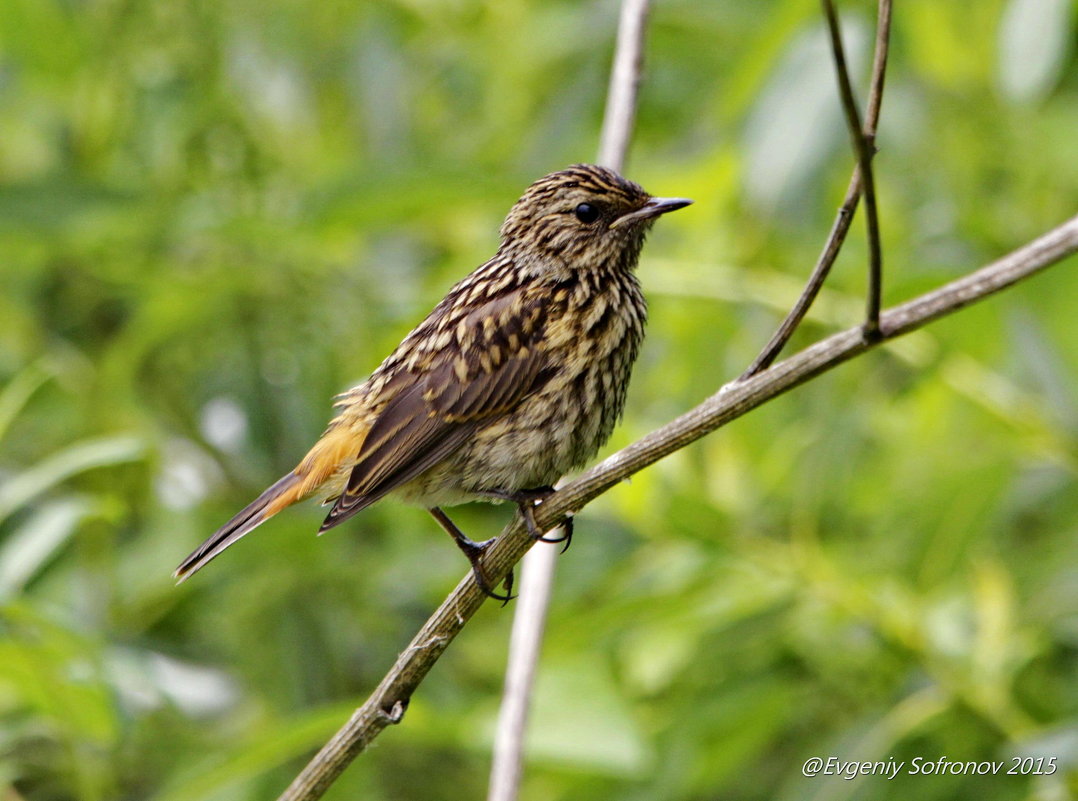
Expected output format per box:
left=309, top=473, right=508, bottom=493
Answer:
left=490, top=2, right=654, bottom=797
left=598, top=0, right=652, bottom=173
left=743, top=0, right=893, bottom=378
left=277, top=214, right=1078, bottom=801
left=864, top=0, right=893, bottom=137
left=487, top=542, right=559, bottom=801
left=822, top=0, right=883, bottom=334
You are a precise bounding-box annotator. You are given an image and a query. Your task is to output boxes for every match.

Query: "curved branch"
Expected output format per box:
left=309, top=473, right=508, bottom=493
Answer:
left=743, top=0, right=893, bottom=377
left=822, top=0, right=884, bottom=335
left=277, top=214, right=1078, bottom=801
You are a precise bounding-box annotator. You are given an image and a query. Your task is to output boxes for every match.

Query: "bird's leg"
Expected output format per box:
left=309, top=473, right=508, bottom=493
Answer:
left=476, top=486, right=574, bottom=553
left=428, top=507, right=514, bottom=604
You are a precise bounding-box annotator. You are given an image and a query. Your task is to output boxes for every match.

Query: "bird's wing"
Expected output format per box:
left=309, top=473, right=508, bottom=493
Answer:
left=319, top=284, right=559, bottom=530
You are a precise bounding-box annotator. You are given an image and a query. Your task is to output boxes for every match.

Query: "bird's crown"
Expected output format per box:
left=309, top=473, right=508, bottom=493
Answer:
left=498, top=164, right=689, bottom=272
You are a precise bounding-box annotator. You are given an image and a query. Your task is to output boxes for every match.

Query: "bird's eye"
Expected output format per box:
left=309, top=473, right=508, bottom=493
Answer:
left=574, top=203, right=600, bottom=224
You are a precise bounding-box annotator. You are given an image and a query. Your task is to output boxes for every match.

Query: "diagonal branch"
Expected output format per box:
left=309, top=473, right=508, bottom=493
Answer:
left=743, top=0, right=893, bottom=378
left=277, top=214, right=1078, bottom=801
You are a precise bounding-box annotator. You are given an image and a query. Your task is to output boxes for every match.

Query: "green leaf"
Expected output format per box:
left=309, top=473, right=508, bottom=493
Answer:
left=0, top=361, right=53, bottom=446
left=0, top=496, right=92, bottom=599
left=0, top=435, right=144, bottom=526
left=151, top=703, right=357, bottom=801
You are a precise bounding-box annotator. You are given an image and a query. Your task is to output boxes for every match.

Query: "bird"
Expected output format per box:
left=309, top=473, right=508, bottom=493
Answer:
left=174, top=164, right=691, bottom=600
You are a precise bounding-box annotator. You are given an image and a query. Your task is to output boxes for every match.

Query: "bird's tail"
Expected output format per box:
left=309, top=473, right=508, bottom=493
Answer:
left=173, top=471, right=303, bottom=583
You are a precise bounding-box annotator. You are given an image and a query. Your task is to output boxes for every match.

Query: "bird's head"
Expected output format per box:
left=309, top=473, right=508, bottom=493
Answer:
left=499, top=164, right=691, bottom=273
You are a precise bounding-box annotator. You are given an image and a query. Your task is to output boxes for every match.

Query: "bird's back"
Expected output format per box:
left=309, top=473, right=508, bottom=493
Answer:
left=383, top=258, right=647, bottom=507
left=175, top=163, right=685, bottom=582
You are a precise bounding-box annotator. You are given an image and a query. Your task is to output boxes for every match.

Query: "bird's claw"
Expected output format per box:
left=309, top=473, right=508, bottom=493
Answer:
left=471, top=562, right=515, bottom=605
left=478, top=486, right=575, bottom=553
left=538, top=514, right=573, bottom=553
left=428, top=506, right=515, bottom=604
left=455, top=536, right=515, bottom=604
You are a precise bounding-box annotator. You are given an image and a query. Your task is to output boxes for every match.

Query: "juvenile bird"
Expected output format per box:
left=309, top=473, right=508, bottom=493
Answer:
left=174, top=164, right=690, bottom=600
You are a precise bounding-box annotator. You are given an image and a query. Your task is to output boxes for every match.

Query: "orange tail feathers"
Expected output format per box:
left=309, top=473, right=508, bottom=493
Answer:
left=173, top=472, right=304, bottom=583
left=173, top=423, right=365, bottom=583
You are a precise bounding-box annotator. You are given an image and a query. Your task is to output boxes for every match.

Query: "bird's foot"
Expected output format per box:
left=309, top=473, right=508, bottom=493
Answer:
left=478, top=486, right=575, bottom=553
left=428, top=507, right=515, bottom=604
left=458, top=537, right=516, bottom=604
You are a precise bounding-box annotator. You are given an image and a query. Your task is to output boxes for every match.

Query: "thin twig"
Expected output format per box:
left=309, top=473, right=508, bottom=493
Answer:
left=278, top=214, right=1078, bottom=801
left=864, top=0, right=892, bottom=134
left=822, top=0, right=883, bottom=335
left=489, top=3, right=653, bottom=798
left=743, top=0, right=893, bottom=378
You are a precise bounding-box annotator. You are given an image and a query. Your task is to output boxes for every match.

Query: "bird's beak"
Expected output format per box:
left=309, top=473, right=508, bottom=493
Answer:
left=611, top=196, right=693, bottom=229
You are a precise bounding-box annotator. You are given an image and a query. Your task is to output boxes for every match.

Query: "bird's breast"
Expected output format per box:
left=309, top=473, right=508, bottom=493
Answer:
left=450, top=272, right=647, bottom=493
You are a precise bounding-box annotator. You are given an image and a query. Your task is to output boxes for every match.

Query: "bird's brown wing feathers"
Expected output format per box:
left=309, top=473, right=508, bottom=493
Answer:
left=319, top=286, right=557, bottom=530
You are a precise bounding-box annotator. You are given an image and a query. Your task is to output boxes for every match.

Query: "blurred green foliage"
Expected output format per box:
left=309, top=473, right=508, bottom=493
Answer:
left=1, top=0, right=1076, bottom=799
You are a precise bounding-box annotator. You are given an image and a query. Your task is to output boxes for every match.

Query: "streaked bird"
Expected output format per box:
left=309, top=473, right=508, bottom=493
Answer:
left=174, top=164, right=691, bottom=600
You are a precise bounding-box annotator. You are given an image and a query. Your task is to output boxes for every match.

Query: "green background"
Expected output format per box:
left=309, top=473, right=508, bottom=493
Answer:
left=1, top=0, right=1077, bottom=799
